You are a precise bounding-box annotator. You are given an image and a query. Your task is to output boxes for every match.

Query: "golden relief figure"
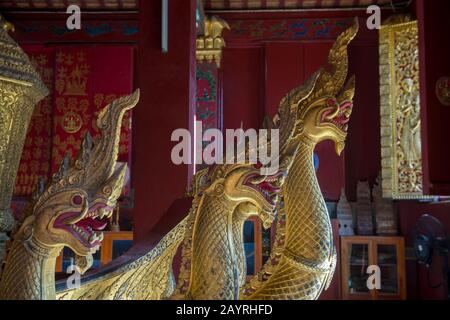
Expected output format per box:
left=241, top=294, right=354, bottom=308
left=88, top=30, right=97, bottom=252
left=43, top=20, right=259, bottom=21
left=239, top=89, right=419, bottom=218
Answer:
left=379, top=21, right=429, bottom=199
left=0, top=19, right=358, bottom=300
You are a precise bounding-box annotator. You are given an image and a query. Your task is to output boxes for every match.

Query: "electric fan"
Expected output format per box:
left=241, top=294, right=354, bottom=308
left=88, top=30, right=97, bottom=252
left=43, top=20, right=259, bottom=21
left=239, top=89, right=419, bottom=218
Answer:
left=413, top=214, right=450, bottom=299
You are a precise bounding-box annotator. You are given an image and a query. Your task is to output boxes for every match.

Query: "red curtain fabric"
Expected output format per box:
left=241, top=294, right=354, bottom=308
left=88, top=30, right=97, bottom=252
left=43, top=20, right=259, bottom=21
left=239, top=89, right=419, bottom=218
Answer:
left=14, top=46, right=134, bottom=199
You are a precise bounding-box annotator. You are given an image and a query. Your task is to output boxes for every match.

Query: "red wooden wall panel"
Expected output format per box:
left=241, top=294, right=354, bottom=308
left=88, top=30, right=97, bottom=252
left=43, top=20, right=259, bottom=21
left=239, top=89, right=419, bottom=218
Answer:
left=264, top=43, right=303, bottom=117
left=133, top=0, right=197, bottom=240
left=221, top=18, right=351, bottom=201
left=303, top=42, right=332, bottom=76
left=417, top=0, right=450, bottom=195
left=345, top=43, right=381, bottom=201
left=222, top=47, right=264, bottom=131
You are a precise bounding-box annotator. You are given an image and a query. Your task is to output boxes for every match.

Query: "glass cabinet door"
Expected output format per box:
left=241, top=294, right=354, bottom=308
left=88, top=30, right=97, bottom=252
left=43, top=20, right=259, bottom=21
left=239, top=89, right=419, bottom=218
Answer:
left=347, top=243, right=370, bottom=295
left=342, top=237, right=406, bottom=300
left=376, top=244, right=400, bottom=296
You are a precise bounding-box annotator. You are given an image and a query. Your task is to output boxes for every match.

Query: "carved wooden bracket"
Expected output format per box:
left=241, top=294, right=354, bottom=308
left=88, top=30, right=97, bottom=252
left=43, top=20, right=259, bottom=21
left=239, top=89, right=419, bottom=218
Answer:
left=196, top=16, right=230, bottom=68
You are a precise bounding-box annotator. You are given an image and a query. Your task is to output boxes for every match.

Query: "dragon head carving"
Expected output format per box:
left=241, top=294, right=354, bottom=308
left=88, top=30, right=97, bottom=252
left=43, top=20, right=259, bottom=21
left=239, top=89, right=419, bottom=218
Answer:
left=274, top=19, right=358, bottom=157
left=300, top=75, right=355, bottom=156
left=204, top=163, right=285, bottom=228
left=14, top=90, right=139, bottom=262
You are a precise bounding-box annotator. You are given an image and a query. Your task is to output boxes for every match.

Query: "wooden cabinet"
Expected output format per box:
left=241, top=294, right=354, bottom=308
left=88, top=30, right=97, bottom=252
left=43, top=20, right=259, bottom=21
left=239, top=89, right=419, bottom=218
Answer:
left=341, top=236, right=406, bottom=300
left=56, top=231, right=133, bottom=273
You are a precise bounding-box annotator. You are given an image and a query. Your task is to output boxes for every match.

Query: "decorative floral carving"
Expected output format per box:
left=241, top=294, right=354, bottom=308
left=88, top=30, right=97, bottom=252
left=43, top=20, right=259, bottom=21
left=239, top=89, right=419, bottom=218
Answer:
left=379, top=21, right=429, bottom=199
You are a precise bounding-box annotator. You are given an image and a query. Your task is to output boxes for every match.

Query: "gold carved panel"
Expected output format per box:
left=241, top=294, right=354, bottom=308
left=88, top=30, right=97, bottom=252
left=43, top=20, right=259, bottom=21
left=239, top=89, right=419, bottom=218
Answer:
left=379, top=21, right=429, bottom=199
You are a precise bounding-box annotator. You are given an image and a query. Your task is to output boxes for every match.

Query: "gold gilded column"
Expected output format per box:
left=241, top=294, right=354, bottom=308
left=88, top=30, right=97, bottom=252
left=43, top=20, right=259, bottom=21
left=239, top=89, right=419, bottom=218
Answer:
left=0, top=15, right=48, bottom=232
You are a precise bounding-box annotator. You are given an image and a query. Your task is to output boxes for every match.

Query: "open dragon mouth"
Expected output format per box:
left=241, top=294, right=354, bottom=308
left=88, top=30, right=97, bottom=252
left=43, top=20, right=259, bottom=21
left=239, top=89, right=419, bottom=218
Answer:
left=321, top=99, right=353, bottom=133
left=54, top=203, right=113, bottom=249
left=243, top=171, right=285, bottom=206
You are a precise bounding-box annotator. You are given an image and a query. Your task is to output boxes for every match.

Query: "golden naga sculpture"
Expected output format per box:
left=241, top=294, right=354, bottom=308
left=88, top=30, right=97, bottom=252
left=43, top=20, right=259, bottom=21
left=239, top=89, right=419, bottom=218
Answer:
left=178, top=20, right=357, bottom=301
left=174, top=164, right=286, bottom=300
left=0, top=15, right=49, bottom=232
left=54, top=20, right=357, bottom=301
left=0, top=19, right=357, bottom=300
left=57, top=162, right=286, bottom=300
left=0, top=90, right=140, bottom=300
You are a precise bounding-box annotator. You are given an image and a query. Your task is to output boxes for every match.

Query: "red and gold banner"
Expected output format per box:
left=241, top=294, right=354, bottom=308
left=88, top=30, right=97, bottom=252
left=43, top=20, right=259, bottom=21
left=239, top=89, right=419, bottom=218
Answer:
left=52, top=46, right=134, bottom=195
left=14, top=46, right=134, bottom=198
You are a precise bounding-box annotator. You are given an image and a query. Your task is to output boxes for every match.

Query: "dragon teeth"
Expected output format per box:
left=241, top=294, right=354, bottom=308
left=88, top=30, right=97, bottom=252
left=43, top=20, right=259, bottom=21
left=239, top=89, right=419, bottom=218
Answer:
left=89, top=231, right=104, bottom=244
left=88, top=233, right=96, bottom=243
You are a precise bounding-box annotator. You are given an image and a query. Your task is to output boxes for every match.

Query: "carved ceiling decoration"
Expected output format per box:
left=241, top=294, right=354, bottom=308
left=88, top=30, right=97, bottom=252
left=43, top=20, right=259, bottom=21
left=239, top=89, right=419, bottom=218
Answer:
left=205, top=0, right=406, bottom=10
left=0, top=0, right=138, bottom=11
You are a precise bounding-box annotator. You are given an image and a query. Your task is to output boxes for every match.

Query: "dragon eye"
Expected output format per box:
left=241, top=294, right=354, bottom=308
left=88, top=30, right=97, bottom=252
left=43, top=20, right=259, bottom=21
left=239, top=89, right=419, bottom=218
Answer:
left=72, top=195, right=83, bottom=206
left=327, top=98, right=336, bottom=107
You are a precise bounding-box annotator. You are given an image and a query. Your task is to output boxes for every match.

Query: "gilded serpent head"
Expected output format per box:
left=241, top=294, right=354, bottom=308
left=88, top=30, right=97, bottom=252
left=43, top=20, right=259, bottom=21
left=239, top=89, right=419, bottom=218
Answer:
left=14, top=90, right=139, bottom=261
left=300, top=76, right=355, bottom=155
left=205, top=163, right=286, bottom=228
left=273, top=20, right=358, bottom=158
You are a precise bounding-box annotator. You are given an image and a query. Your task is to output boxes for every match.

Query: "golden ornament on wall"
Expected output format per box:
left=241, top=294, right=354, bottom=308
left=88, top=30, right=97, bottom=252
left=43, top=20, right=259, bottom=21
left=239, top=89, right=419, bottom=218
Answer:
left=196, top=15, right=230, bottom=68
left=379, top=21, right=431, bottom=200
left=61, top=111, right=83, bottom=134
left=436, top=77, right=450, bottom=106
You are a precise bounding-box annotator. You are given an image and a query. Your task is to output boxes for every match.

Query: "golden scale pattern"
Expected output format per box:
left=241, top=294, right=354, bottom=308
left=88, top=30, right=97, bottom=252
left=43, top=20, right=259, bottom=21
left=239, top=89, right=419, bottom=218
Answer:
left=242, top=142, right=334, bottom=300
left=58, top=218, right=187, bottom=300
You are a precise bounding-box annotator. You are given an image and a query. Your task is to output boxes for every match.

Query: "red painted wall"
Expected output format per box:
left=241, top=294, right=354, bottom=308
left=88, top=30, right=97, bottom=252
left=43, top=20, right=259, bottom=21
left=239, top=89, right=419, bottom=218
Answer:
left=417, top=0, right=450, bottom=195
left=345, top=40, right=381, bottom=201
left=133, top=0, right=197, bottom=241
left=222, top=47, right=263, bottom=131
